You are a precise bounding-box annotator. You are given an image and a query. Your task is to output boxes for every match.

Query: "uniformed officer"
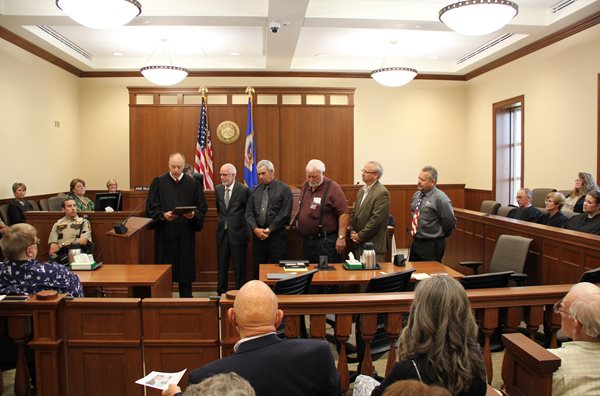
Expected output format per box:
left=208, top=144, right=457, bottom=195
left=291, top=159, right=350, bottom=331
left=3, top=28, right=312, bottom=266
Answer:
left=48, top=198, right=92, bottom=257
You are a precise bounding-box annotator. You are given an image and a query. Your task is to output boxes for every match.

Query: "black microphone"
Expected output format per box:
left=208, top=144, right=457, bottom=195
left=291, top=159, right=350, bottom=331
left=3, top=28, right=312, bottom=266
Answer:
left=113, top=199, right=146, bottom=234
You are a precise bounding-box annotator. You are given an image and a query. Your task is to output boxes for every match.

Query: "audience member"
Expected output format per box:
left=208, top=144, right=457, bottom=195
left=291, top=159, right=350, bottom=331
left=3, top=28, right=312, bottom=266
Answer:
left=548, top=282, right=600, bottom=395
left=7, top=182, right=34, bottom=225
left=162, top=372, right=256, bottom=396
left=563, top=190, right=600, bottom=235
left=371, top=276, right=487, bottom=396
left=294, top=159, right=348, bottom=263
left=539, top=192, right=568, bottom=228
left=183, top=163, right=204, bottom=190
left=106, top=178, right=118, bottom=192
left=245, top=160, right=293, bottom=279
left=382, top=379, right=452, bottom=396
left=146, top=153, right=208, bottom=297
left=0, top=223, right=83, bottom=296
left=187, top=280, right=340, bottom=395
left=563, top=172, right=598, bottom=213
left=408, top=166, right=456, bottom=262
left=216, top=163, right=250, bottom=295
left=508, top=188, right=543, bottom=223
left=68, top=178, right=95, bottom=211
left=48, top=198, right=92, bottom=260
left=351, top=161, right=390, bottom=262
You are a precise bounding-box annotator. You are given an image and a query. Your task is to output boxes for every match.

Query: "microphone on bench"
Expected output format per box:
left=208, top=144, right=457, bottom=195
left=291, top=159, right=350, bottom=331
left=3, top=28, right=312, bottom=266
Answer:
left=113, top=200, right=146, bottom=235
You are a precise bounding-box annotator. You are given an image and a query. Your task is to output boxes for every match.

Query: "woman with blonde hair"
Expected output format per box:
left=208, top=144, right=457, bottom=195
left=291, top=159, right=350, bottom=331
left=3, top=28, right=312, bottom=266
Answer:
left=371, top=276, right=487, bottom=396
left=564, top=172, right=598, bottom=212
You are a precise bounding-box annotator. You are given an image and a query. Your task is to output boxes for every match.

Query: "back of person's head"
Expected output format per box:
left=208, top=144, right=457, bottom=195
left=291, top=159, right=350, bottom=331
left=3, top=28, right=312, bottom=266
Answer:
left=381, top=380, right=451, bottom=396
left=184, top=373, right=255, bottom=396
left=230, top=280, right=282, bottom=335
left=0, top=223, right=37, bottom=260
left=568, top=282, right=600, bottom=339
left=400, top=276, right=485, bottom=395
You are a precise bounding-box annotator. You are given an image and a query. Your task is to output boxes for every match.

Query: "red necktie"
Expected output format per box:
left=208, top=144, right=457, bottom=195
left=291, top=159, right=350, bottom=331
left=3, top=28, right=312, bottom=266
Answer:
left=410, top=192, right=426, bottom=237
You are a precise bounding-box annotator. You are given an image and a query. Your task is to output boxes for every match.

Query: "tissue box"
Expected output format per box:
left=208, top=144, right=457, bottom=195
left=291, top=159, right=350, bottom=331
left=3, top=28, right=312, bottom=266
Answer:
left=344, top=260, right=363, bottom=270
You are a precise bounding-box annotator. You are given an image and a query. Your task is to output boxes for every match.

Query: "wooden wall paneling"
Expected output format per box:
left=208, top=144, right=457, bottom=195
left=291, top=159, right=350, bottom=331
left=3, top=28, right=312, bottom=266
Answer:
left=64, top=298, right=143, bottom=396
left=142, top=299, right=220, bottom=395
left=464, top=188, right=493, bottom=211
left=279, top=106, right=354, bottom=185
left=194, top=210, right=219, bottom=291
left=130, top=106, right=185, bottom=187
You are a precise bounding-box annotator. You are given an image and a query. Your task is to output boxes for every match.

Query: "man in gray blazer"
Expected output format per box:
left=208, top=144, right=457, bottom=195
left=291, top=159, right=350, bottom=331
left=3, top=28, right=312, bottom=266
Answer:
left=215, top=163, right=250, bottom=295
left=351, top=161, right=390, bottom=262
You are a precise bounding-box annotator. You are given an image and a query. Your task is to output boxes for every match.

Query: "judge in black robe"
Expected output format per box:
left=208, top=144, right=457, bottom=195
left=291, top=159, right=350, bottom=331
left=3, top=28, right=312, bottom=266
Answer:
left=146, top=153, right=208, bottom=297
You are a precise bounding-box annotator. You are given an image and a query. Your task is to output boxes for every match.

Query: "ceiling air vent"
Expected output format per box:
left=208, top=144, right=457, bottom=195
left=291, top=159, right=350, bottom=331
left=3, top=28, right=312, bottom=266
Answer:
left=457, top=33, right=513, bottom=65
left=551, top=0, right=578, bottom=14
left=37, top=25, right=93, bottom=61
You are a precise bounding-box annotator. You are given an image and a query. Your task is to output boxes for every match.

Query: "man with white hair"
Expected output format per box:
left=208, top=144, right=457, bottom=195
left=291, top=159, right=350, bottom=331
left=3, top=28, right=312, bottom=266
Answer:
left=293, top=159, right=348, bottom=263
left=245, top=160, right=293, bottom=278
left=549, top=282, right=600, bottom=395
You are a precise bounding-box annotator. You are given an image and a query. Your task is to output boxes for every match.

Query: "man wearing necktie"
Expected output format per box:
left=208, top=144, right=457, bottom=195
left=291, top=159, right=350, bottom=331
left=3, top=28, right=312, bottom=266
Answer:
left=215, top=163, right=250, bottom=295
left=409, top=166, right=456, bottom=262
left=350, top=161, right=390, bottom=262
left=245, top=160, right=293, bottom=279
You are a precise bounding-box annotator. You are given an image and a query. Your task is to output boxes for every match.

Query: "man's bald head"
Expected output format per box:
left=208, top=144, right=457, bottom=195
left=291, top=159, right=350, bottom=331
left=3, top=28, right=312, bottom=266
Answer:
left=228, top=280, right=283, bottom=338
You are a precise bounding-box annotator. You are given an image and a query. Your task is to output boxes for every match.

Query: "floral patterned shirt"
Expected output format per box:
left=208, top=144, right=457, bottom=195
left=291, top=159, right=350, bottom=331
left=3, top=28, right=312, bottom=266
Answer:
left=0, top=259, right=84, bottom=297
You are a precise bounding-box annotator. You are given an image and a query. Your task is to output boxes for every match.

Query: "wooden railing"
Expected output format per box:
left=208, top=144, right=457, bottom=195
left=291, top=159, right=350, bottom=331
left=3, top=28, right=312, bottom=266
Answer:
left=1, top=284, right=570, bottom=396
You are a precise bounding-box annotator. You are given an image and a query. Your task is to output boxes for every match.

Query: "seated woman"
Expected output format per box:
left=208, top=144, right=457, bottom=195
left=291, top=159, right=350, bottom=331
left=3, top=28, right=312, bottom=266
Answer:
left=0, top=223, right=83, bottom=296
left=68, top=178, right=95, bottom=211
left=563, top=172, right=597, bottom=212
left=563, top=190, right=600, bottom=235
left=539, top=192, right=568, bottom=228
left=7, top=182, right=34, bottom=225
left=106, top=178, right=118, bottom=192
left=371, top=276, right=487, bottom=396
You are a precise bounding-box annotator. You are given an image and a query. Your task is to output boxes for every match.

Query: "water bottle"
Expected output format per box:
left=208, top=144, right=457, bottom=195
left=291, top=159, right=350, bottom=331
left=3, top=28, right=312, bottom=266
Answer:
left=362, top=242, right=376, bottom=269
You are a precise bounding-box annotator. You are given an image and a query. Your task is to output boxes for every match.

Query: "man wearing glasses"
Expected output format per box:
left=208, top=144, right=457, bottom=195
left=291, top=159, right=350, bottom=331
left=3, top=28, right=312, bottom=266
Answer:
left=549, top=282, right=600, bottom=395
left=0, top=223, right=83, bottom=296
left=350, top=161, right=390, bottom=262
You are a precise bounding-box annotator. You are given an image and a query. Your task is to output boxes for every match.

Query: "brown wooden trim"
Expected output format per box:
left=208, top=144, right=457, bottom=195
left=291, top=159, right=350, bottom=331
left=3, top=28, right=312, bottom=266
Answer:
left=466, top=10, right=600, bottom=80
left=597, top=74, right=600, bottom=180
left=0, top=26, right=81, bottom=77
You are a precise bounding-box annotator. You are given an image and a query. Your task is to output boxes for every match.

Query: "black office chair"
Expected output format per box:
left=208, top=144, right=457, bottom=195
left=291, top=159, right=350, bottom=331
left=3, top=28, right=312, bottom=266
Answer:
left=579, top=267, right=600, bottom=283
left=460, top=271, right=514, bottom=289
left=273, top=269, right=317, bottom=338
left=353, top=269, right=416, bottom=373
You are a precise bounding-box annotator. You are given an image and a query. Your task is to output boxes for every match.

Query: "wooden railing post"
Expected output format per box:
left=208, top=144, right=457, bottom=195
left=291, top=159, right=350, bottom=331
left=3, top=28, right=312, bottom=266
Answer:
left=359, top=313, right=378, bottom=376
left=480, top=307, right=498, bottom=383
left=7, top=317, right=31, bottom=396
left=384, top=312, right=403, bottom=376
left=335, top=314, right=353, bottom=395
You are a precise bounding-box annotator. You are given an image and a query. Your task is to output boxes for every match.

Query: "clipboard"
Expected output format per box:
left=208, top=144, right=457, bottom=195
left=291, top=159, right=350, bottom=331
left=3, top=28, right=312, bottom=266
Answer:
left=172, top=206, right=196, bottom=215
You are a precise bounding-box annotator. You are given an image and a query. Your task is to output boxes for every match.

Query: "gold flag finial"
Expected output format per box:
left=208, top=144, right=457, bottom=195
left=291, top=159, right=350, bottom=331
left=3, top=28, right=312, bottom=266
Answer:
left=245, top=86, right=255, bottom=96
left=199, top=86, right=208, bottom=96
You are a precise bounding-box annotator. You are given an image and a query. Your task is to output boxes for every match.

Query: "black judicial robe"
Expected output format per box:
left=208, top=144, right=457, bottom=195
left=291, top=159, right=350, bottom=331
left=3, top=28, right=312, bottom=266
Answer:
left=146, top=173, right=208, bottom=283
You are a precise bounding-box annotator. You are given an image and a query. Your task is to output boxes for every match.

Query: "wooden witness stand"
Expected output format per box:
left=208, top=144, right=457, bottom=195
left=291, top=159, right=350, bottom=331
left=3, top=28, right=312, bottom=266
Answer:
left=105, top=216, right=153, bottom=263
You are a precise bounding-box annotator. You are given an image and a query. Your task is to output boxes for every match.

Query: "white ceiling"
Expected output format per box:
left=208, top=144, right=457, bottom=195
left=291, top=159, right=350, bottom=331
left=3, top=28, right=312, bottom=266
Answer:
left=1, top=0, right=599, bottom=76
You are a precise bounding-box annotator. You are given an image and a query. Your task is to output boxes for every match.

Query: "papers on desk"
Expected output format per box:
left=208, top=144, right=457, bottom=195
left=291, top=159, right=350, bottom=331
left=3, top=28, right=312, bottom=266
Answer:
left=136, top=369, right=186, bottom=391
left=411, top=273, right=431, bottom=280
left=267, top=273, right=297, bottom=280
left=283, top=262, right=308, bottom=272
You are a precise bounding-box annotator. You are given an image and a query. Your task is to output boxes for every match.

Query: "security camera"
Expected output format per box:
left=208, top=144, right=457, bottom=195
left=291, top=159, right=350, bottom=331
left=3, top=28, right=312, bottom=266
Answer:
left=269, top=21, right=281, bottom=33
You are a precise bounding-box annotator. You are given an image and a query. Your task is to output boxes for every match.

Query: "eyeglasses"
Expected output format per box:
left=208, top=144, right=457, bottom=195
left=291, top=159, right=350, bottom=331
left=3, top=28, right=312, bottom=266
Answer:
left=361, top=169, right=377, bottom=175
left=553, top=300, right=571, bottom=316
left=30, top=238, right=40, bottom=247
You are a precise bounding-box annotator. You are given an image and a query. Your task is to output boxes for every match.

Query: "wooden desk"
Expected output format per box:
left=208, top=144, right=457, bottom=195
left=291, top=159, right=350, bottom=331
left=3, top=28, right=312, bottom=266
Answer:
left=259, top=261, right=463, bottom=286
left=74, top=264, right=172, bottom=298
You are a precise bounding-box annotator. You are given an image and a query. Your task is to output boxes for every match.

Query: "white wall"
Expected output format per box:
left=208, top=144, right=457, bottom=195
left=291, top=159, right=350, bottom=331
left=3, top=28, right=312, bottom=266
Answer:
left=465, top=23, right=600, bottom=192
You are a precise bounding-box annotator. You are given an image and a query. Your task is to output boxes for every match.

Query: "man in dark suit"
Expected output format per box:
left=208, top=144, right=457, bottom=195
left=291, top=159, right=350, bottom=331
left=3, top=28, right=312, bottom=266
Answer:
left=187, top=280, right=340, bottom=396
left=351, top=161, right=390, bottom=262
left=215, top=163, right=250, bottom=295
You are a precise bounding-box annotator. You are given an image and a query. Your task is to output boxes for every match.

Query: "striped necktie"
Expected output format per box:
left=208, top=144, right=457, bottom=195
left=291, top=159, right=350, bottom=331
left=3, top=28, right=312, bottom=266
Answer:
left=410, top=192, right=426, bottom=237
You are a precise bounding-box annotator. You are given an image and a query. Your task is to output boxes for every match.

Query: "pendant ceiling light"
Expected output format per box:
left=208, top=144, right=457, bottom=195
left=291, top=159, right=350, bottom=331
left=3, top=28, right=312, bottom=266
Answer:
left=370, top=41, right=417, bottom=88
left=56, top=0, right=142, bottom=30
left=439, top=0, right=518, bottom=36
left=140, top=39, right=188, bottom=86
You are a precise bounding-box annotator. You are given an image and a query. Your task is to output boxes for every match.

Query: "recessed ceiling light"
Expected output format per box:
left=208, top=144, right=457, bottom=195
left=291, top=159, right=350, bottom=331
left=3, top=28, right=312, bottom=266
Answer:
left=315, top=53, right=326, bottom=58
left=113, top=52, right=124, bottom=56
left=230, top=52, right=241, bottom=56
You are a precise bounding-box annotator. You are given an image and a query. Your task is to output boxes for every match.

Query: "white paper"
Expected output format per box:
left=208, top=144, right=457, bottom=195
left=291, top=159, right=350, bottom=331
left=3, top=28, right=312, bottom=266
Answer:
left=135, top=369, right=186, bottom=391
left=73, top=253, right=95, bottom=264
left=411, top=273, right=431, bottom=280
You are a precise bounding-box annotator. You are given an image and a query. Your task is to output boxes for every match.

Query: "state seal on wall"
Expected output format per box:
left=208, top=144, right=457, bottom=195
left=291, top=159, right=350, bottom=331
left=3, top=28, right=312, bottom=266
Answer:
left=216, top=120, right=240, bottom=144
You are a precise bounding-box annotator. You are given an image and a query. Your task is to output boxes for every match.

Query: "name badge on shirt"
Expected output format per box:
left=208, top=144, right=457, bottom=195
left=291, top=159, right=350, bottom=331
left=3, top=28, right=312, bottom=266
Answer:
left=310, top=197, right=321, bottom=209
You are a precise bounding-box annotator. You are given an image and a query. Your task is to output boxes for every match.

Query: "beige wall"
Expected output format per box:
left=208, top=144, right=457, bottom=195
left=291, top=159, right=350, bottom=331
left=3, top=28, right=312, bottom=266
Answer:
left=1, top=23, right=599, bottom=199
left=0, top=38, right=80, bottom=198
left=465, top=23, right=600, bottom=192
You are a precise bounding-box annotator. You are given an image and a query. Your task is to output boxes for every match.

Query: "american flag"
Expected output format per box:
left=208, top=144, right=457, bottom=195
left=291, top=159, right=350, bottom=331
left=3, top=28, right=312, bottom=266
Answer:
left=194, top=95, right=214, bottom=190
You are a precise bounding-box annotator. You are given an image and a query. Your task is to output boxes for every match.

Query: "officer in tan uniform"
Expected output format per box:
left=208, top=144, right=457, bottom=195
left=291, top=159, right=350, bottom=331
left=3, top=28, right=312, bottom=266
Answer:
left=48, top=198, right=92, bottom=258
